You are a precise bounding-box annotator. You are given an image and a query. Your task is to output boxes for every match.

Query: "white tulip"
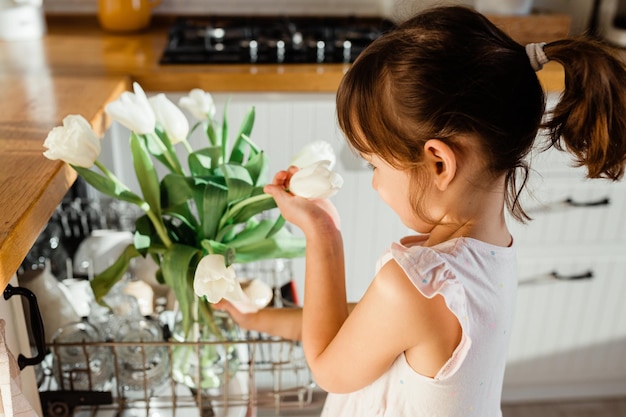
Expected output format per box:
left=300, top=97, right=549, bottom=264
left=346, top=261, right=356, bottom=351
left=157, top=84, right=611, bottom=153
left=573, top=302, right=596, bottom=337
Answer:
left=149, top=93, right=190, bottom=144
left=43, top=114, right=101, bottom=168
left=290, top=140, right=337, bottom=170
left=105, top=82, right=156, bottom=134
left=178, top=88, right=217, bottom=121
left=230, top=279, right=273, bottom=314
left=289, top=160, right=343, bottom=199
left=193, top=254, right=246, bottom=303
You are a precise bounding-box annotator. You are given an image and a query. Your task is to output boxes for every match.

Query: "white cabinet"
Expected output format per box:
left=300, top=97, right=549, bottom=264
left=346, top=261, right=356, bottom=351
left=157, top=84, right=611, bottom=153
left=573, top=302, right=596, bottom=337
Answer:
left=503, top=116, right=626, bottom=401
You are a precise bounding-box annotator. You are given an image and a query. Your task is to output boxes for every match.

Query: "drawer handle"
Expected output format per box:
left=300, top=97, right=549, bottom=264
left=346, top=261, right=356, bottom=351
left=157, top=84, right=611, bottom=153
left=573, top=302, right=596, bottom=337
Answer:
left=550, top=270, right=594, bottom=281
left=519, top=270, right=594, bottom=285
left=564, top=197, right=610, bottom=207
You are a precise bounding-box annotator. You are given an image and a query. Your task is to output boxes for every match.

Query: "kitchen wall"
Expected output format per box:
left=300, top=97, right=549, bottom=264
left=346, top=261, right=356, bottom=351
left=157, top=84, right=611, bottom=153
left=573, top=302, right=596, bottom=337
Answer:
left=44, top=0, right=593, bottom=34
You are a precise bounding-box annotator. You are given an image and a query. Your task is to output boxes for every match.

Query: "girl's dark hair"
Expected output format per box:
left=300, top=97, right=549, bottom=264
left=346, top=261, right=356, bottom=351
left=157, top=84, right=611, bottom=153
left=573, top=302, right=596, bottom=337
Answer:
left=336, top=5, right=626, bottom=222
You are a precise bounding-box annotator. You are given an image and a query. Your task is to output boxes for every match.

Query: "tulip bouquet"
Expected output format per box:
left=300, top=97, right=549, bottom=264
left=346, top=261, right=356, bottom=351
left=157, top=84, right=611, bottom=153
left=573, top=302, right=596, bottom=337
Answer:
left=43, top=83, right=342, bottom=340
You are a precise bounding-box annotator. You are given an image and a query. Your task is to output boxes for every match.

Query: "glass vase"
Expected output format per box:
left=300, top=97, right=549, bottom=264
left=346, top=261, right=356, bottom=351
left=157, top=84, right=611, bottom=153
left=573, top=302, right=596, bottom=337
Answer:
left=170, top=310, right=252, bottom=417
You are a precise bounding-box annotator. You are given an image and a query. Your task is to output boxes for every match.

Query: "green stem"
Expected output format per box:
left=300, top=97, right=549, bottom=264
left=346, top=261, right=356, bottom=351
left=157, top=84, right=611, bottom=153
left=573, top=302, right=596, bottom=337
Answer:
left=218, top=193, right=274, bottom=230
left=93, top=161, right=171, bottom=249
left=95, top=160, right=125, bottom=184
left=146, top=209, right=173, bottom=248
left=93, top=160, right=150, bottom=212
left=146, top=133, right=185, bottom=176
left=182, top=139, right=193, bottom=154
left=198, top=299, right=222, bottom=339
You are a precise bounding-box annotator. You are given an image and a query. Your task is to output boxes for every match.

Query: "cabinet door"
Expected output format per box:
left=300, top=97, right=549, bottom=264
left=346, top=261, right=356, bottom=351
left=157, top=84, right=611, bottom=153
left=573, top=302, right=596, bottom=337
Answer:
left=507, top=178, right=626, bottom=248
left=504, top=256, right=626, bottom=400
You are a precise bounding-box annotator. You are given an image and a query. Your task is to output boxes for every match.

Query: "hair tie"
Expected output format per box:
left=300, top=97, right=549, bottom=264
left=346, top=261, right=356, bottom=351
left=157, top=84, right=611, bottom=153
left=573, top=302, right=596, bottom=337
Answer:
left=525, top=42, right=549, bottom=72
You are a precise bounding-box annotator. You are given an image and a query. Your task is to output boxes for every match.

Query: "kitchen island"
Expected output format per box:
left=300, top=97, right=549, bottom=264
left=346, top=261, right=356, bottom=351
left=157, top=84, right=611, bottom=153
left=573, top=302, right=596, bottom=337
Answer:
left=0, top=15, right=566, bottom=290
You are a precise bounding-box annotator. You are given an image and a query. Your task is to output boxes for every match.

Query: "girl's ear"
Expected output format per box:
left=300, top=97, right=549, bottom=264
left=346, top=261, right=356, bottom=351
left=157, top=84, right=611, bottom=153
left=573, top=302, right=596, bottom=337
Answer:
left=423, top=139, right=457, bottom=191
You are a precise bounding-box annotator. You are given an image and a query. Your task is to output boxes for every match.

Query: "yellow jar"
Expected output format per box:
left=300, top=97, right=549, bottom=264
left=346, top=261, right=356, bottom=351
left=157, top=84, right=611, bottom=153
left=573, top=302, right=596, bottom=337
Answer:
left=98, top=0, right=161, bottom=32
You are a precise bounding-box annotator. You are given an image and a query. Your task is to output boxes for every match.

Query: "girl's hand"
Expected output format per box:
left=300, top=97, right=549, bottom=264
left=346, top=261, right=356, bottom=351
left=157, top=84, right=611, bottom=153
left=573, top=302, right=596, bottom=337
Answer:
left=213, top=299, right=257, bottom=330
left=214, top=299, right=303, bottom=341
left=263, top=166, right=341, bottom=233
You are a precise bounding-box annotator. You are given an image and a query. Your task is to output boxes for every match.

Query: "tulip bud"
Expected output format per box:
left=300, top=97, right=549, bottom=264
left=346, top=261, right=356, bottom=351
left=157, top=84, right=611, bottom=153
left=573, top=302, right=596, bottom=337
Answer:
left=105, top=82, right=156, bottom=134
left=43, top=114, right=101, bottom=168
left=193, top=254, right=246, bottom=303
left=178, top=88, right=217, bottom=121
left=290, top=140, right=337, bottom=170
left=149, top=93, right=190, bottom=144
left=289, top=160, right=344, bottom=199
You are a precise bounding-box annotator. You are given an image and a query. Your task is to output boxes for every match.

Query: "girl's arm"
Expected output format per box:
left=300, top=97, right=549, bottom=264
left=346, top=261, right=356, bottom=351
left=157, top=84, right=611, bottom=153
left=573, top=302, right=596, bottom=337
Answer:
left=215, top=300, right=358, bottom=342
left=215, top=301, right=304, bottom=341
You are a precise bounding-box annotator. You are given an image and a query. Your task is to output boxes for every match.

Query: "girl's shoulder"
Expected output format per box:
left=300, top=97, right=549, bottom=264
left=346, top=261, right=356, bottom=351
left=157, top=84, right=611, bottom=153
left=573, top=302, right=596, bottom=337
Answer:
left=376, top=235, right=516, bottom=294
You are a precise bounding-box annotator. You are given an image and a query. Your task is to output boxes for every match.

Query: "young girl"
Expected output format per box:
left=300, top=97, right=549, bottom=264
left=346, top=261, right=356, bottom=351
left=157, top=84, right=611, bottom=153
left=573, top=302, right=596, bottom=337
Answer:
left=217, top=5, right=626, bottom=416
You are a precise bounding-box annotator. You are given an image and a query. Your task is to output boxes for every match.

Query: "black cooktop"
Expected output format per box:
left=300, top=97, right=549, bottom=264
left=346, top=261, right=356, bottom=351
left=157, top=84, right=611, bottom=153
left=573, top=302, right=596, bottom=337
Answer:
left=159, top=16, right=395, bottom=65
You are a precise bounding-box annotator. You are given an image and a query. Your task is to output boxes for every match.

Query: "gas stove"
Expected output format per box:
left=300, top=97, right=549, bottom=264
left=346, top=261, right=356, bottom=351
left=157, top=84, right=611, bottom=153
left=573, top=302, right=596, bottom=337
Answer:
left=159, top=16, right=394, bottom=65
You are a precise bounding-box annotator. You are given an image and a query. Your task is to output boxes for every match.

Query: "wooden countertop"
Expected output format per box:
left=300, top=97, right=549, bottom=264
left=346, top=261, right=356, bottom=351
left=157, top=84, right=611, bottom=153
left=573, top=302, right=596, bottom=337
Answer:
left=0, top=14, right=567, bottom=289
left=1, top=16, right=351, bottom=93
left=0, top=15, right=566, bottom=93
left=0, top=74, right=129, bottom=288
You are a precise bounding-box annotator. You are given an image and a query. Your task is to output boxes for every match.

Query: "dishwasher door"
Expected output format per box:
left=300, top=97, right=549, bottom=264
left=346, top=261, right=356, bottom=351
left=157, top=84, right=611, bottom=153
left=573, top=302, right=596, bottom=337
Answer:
left=1, top=276, right=45, bottom=416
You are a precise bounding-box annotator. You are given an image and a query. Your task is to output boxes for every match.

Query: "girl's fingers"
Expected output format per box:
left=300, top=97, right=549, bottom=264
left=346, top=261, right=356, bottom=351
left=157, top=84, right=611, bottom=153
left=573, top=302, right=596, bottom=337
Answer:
left=270, top=169, right=291, bottom=186
left=269, top=166, right=299, bottom=188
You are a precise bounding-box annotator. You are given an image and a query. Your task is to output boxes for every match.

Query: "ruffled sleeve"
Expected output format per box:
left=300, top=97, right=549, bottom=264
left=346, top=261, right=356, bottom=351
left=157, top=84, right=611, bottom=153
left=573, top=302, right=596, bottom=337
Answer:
left=387, top=241, right=472, bottom=380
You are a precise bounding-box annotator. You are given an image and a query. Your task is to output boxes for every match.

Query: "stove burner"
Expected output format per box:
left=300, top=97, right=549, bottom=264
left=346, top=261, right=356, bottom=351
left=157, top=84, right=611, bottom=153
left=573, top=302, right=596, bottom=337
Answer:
left=160, top=16, right=395, bottom=65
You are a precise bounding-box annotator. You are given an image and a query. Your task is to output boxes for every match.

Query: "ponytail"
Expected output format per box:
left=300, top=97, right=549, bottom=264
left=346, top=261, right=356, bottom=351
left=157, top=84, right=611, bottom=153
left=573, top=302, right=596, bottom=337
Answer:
left=543, top=38, right=626, bottom=180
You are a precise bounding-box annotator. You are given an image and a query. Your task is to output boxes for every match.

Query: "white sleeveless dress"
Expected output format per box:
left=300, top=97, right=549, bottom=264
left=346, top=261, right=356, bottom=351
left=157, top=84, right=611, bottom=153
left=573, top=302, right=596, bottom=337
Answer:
left=321, top=235, right=518, bottom=417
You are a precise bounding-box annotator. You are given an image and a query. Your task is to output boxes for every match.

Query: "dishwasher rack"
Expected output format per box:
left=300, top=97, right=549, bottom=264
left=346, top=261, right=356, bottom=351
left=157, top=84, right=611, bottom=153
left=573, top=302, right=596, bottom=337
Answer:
left=38, top=335, right=318, bottom=417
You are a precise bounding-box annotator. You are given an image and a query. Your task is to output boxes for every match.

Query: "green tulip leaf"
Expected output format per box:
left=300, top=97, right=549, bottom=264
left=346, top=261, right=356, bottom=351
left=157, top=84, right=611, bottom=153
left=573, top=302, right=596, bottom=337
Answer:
left=186, top=176, right=214, bottom=219
left=244, top=150, right=269, bottom=186
left=90, top=243, right=141, bottom=303
left=202, top=181, right=229, bottom=239
left=131, top=133, right=162, bottom=219
left=154, top=126, right=184, bottom=174
left=229, top=107, right=255, bottom=164
left=160, top=174, right=200, bottom=231
left=140, top=131, right=182, bottom=175
left=163, top=215, right=198, bottom=246
left=221, top=103, right=229, bottom=161
left=72, top=166, right=146, bottom=209
left=265, top=215, right=286, bottom=239
left=233, top=234, right=306, bottom=263
left=189, top=146, right=222, bottom=175
left=134, top=214, right=154, bottom=256
left=229, top=194, right=277, bottom=225
left=206, top=119, right=219, bottom=147
left=163, top=204, right=200, bottom=231
left=217, top=193, right=275, bottom=229
left=214, top=223, right=237, bottom=243
left=161, top=174, right=193, bottom=209
left=218, top=164, right=254, bottom=202
left=225, top=218, right=274, bottom=248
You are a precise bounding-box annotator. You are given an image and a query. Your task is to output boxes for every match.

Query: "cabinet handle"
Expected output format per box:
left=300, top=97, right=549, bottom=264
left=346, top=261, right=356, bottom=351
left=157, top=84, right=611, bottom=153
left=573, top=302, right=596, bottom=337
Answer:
left=564, top=197, right=610, bottom=207
left=519, top=270, right=594, bottom=285
left=550, top=270, right=594, bottom=281
left=3, top=284, right=47, bottom=370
